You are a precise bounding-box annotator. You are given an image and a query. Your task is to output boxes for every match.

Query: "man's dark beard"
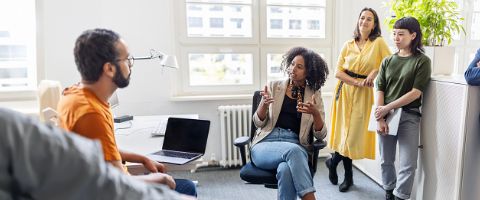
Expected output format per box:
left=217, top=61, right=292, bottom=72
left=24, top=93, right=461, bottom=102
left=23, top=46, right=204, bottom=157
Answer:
left=113, top=64, right=130, bottom=88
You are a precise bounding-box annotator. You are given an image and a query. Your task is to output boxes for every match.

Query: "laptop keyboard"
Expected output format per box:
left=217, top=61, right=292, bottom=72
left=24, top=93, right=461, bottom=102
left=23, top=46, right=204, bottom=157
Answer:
left=154, top=150, right=199, bottom=159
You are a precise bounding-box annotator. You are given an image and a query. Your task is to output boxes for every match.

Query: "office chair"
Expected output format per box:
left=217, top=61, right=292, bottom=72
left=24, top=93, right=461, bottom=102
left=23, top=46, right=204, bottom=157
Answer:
left=234, top=91, right=327, bottom=188
left=38, top=80, right=62, bottom=126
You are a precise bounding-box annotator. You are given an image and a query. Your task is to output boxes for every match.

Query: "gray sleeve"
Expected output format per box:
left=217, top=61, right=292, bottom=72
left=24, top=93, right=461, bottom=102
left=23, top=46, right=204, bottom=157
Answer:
left=0, top=108, right=183, bottom=200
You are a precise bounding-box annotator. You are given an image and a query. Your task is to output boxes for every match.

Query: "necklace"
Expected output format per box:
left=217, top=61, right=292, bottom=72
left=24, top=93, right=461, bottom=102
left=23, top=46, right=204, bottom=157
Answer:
left=289, top=80, right=305, bottom=106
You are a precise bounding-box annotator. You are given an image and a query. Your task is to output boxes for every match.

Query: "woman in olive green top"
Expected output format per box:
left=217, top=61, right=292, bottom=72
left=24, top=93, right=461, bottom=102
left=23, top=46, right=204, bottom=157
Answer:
left=374, top=17, right=431, bottom=200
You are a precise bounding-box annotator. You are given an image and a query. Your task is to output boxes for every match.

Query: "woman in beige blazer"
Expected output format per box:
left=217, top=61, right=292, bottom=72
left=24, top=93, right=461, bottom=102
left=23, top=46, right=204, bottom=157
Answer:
left=251, top=47, right=329, bottom=200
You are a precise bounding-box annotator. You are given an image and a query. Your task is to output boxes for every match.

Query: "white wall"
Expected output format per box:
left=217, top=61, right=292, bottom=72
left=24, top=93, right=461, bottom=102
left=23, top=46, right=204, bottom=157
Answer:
left=38, top=0, right=251, bottom=162
left=38, top=0, right=390, bottom=165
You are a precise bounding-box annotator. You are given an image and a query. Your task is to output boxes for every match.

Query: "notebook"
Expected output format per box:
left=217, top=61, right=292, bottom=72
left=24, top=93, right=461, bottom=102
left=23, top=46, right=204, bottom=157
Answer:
left=368, top=106, right=402, bottom=136
left=148, top=117, right=210, bottom=165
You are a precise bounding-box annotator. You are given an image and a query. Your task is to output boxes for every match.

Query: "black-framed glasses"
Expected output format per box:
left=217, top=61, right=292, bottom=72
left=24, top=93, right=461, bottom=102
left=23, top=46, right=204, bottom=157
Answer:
left=115, top=56, right=134, bottom=68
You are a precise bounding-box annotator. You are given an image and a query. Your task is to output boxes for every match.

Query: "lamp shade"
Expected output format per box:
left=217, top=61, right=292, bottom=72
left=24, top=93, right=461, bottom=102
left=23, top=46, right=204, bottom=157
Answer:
left=161, top=55, right=179, bottom=69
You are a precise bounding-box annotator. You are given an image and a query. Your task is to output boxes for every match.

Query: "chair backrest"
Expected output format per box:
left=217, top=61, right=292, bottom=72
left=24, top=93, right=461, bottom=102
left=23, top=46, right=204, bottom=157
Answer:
left=250, top=91, right=262, bottom=141
left=37, top=80, right=62, bottom=125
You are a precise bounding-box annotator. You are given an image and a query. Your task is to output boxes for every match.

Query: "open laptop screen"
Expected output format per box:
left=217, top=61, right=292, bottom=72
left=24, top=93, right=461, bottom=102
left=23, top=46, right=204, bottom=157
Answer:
left=162, top=117, right=210, bottom=154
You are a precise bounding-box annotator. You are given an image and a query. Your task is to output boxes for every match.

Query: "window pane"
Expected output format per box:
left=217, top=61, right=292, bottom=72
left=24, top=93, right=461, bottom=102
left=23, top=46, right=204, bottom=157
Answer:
left=267, top=0, right=325, bottom=7
left=472, top=12, right=480, bottom=40
left=266, top=52, right=326, bottom=82
left=186, top=2, right=252, bottom=37
left=266, top=5, right=326, bottom=38
left=0, top=0, right=36, bottom=90
left=267, top=53, right=285, bottom=82
left=188, top=53, right=253, bottom=86
left=187, top=0, right=252, bottom=4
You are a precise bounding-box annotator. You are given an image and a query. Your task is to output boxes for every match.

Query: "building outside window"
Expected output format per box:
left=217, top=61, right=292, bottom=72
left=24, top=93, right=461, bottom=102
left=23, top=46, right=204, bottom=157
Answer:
left=0, top=0, right=36, bottom=94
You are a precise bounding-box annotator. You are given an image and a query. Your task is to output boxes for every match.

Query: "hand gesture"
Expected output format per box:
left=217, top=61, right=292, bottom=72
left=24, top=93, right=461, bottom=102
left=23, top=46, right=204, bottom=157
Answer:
left=260, top=85, right=274, bottom=107
left=142, top=157, right=167, bottom=173
left=374, top=106, right=390, bottom=120
left=377, top=119, right=389, bottom=136
left=297, top=94, right=319, bottom=116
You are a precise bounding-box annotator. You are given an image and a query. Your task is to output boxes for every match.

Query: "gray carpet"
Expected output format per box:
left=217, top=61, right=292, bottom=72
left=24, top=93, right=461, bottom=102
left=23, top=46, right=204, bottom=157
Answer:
left=169, top=158, right=385, bottom=200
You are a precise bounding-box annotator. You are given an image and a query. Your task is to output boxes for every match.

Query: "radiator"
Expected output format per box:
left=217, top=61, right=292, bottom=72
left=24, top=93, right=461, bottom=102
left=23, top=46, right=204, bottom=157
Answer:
left=218, top=105, right=252, bottom=168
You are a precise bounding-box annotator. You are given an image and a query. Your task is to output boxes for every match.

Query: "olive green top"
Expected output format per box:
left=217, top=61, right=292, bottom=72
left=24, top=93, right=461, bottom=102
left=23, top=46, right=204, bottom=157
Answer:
left=376, top=53, right=431, bottom=108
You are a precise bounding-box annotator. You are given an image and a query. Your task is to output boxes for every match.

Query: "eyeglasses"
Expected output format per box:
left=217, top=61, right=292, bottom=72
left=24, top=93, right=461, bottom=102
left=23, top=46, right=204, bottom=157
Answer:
left=115, top=56, right=134, bottom=68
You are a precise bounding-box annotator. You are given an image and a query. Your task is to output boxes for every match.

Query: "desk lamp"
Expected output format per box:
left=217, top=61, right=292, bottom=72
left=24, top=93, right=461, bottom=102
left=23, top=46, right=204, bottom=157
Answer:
left=133, top=49, right=179, bottom=69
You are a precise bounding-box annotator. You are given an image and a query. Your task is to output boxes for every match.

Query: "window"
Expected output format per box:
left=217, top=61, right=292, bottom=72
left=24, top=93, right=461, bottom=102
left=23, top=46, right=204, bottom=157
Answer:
left=0, top=0, right=36, bottom=92
left=270, top=19, right=282, bottom=29
left=265, top=0, right=327, bottom=39
left=176, top=0, right=332, bottom=96
left=209, top=18, right=224, bottom=28
left=450, top=0, right=480, bottom=74
left=472, top=0, right=480, bottom=40
left=185, top=0, right=252, bottom=38
left=188, top=53, right=253, bottom=86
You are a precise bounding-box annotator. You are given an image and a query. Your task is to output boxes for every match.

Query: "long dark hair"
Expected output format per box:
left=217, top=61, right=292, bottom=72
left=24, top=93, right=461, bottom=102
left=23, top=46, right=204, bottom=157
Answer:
left=394, top=17, right=424, bottom=55
left=353, top=7, right=382, bottom=42
left=280, top=47, right=329, bottom=91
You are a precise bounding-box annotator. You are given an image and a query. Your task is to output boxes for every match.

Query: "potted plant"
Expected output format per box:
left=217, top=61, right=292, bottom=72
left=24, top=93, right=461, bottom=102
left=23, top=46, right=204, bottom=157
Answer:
left=384, top=0, right=465, bottom=75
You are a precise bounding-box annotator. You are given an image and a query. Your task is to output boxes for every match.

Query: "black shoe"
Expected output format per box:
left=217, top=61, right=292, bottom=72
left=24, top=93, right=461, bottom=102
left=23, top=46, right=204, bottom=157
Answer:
left=338, top=178, right=353, bottom=192
left=325, top=158, right=338, bottom=185
left=385, top=189, right=394, bottom=200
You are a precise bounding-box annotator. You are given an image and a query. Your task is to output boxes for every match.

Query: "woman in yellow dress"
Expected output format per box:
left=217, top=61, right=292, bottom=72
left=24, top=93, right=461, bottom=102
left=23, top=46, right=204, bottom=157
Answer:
left=327, top=7, right=391, bottom=192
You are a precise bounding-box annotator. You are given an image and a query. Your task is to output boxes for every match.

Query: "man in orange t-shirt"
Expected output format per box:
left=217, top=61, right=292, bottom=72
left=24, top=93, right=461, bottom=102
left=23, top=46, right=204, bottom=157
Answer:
left=57, top=28, right=196, bottom=197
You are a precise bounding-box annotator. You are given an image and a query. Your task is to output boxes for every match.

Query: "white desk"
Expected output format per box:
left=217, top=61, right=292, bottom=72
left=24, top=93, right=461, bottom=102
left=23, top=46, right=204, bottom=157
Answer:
left=114, top=114, right=201, bottom=174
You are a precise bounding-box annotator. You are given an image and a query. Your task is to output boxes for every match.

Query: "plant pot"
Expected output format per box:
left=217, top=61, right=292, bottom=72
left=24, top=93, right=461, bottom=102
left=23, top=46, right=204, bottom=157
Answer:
left=424, top=46, right=455, bottom=75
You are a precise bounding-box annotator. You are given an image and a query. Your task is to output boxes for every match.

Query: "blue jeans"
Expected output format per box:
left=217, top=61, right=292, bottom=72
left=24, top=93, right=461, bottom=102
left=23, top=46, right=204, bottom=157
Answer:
left=174, top=179, right=197, bottom=197
left=251, top=127, right=315, bottom=200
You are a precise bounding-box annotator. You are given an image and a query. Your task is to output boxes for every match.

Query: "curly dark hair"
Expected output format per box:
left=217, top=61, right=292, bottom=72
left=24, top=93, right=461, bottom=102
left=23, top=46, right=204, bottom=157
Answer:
left=74, top=28, right=120, bottom=83
left=280, top=47, right=329, bottom=91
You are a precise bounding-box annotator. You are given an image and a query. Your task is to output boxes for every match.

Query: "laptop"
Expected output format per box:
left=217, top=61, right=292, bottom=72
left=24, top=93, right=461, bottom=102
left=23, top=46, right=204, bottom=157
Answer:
left=148, top=117, right=210, bottom=165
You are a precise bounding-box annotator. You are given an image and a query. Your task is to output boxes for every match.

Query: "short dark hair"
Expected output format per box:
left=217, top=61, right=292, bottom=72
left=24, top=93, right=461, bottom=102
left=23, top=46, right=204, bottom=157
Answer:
left=73, top=28, right=120, bottom=83
left=280, top=47, right=329, bottom=91
left=353, top=7, right=382, bottom=42
left=394, top=17, right=424, bottom=55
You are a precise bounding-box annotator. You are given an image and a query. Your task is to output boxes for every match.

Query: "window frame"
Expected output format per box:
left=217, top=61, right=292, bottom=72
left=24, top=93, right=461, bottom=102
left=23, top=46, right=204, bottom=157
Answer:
left=0, top=0, right=40, bottom=101
left=259, top=0, right=333, bottom=46
left=178, top=45, right=260, bottom=96
left=175, top=0, right=260, bottom=45
left=174, top=0, right=334, bottom=97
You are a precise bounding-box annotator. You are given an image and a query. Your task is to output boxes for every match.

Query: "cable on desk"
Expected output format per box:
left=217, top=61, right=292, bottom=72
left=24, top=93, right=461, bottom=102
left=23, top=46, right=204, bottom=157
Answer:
left=114, top=121, right=133, bottom=131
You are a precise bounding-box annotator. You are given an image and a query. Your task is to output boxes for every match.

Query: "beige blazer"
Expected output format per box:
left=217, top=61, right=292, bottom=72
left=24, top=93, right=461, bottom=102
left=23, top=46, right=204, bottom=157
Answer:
left=251, top=80, right=328, bottom=151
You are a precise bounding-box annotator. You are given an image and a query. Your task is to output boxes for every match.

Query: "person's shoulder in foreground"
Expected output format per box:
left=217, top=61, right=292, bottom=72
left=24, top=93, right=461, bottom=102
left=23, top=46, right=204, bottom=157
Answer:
left=0, top=107, right=194, bottom=200
left=464, top=48, right=480, bottom=86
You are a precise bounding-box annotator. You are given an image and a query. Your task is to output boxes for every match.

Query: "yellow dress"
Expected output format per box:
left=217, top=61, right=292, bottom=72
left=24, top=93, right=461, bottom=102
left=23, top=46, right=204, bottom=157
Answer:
left=329, top=37, right=391, bottom=160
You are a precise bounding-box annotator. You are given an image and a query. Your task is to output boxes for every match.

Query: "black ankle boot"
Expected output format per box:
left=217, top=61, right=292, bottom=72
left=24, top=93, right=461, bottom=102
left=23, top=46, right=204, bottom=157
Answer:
left=325, top=153, right=342, bottom=185
left=339, top=156, right=353, bottom=192
left=325, top=157, right=338, bottom=185
left=339, top=177, right=353, bottom=192
left=385, top=189, right=394, bottom=200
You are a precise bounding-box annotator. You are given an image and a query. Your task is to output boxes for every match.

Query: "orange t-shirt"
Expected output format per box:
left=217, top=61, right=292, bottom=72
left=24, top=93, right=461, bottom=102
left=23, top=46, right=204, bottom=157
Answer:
left=57, top=84, right=121, bottom=162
